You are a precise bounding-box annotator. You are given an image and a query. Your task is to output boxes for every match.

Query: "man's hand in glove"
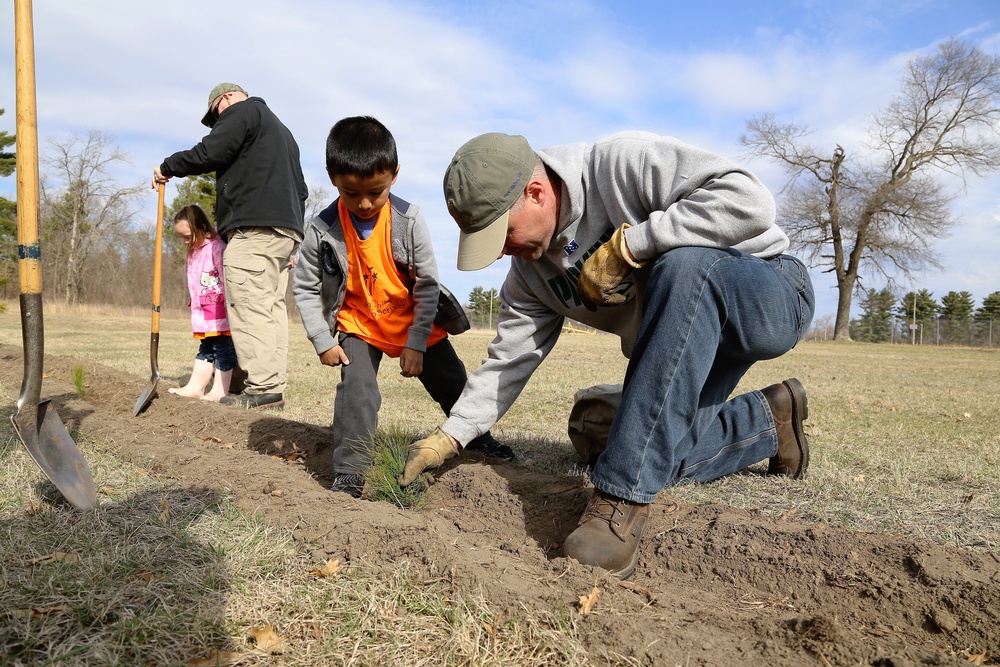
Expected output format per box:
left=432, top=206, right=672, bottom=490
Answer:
left=577, top=223, right=646, bottom=307
left=399, top=427, right=460, bottom=486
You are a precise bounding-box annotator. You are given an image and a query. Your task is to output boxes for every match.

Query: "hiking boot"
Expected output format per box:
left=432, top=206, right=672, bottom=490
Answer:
left=761, top=378, right=809, bottom=478
left=465, top=432, right=516, bottom=461
left=562, top=489, right=649, bottom=580
left=220, top=392, right=285, bottom=410
left=330, top=473, right=364, bottom=498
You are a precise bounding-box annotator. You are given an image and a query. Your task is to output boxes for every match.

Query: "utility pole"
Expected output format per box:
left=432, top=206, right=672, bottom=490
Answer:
left=910, top=291, right=917, bottom=345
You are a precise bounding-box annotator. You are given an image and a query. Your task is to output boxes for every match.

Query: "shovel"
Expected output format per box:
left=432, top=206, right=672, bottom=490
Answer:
left=132, top=183, right=165, bottom=416
left=11, top=0, right=97, bottom=512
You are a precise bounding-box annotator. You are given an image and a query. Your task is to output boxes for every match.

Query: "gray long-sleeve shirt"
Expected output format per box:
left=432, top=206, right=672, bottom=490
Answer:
left=442, top=131, right=788, bottom=445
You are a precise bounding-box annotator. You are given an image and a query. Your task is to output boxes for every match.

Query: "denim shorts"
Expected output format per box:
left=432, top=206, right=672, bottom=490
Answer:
left=195, top=335, right=238, bottom=371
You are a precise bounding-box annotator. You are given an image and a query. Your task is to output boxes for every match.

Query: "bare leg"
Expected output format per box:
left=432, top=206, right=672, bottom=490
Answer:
left=202, top=368, right=233, bottom=402
left=169, top=359, right=214, bottom=398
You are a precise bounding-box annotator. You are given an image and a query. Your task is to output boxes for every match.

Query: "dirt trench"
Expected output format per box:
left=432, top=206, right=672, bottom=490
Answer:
left=2, top=343, right=997, bottom=666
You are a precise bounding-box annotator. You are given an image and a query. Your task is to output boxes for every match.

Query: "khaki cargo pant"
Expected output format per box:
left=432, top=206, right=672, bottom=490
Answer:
left=222, top=227, right=298, bottom=396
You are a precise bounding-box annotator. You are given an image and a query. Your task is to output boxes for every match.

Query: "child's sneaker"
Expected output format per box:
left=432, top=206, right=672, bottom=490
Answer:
left=465, top=433, right=515, bottom=461
left=331, top=473, right=364, bottom=498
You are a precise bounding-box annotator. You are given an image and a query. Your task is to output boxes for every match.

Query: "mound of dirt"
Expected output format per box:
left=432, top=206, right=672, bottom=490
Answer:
left=2, top=343, right=997, bottom=666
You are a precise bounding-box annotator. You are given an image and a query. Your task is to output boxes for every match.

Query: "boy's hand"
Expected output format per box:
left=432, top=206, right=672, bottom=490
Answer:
left=399, top=348, right=423, bottom=377
left=399, top=428, right=459, bottom=486
left=319, top=345, right=350, bottom=367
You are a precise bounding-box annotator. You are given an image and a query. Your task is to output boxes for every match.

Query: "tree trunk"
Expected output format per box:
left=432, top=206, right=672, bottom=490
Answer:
left=834, top=278, right=854, bottom=340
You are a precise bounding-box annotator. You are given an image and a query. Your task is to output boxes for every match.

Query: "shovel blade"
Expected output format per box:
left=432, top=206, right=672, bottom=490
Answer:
left=11, top=400, right=97, bottom=511
left=133, top=331, right=160, bottom=417
left=132, top=374, right=160, bottom=417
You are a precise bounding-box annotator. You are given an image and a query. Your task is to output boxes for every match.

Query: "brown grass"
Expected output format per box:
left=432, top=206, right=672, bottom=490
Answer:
left=0, top=302, right=998, bottom=665
left=1, top=302, right=997, bottom=550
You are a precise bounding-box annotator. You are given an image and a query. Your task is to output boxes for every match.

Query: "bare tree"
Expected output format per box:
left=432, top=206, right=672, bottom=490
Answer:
left=40, top=130, right=145, bottom=303
left=305, top=184, right=332, bottom=219
left=741, top=38, right=1000, bottom=340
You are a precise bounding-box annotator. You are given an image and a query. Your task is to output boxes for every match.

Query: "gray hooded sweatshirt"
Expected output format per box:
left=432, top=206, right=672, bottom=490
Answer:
left=442, top=131, right=789, bottom=445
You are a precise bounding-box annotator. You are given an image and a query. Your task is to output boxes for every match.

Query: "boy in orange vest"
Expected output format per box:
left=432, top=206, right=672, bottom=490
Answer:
left=293, top=116, right=513, bottom=496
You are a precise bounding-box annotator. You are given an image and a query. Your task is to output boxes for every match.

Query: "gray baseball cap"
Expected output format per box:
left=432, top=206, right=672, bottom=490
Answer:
left=201, top=82, right=247, bottom=128
left=443, top=133, right=535, bottom=271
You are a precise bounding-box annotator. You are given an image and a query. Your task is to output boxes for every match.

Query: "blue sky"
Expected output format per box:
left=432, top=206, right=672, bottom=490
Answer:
left=2, top=0, right=998, bottom=321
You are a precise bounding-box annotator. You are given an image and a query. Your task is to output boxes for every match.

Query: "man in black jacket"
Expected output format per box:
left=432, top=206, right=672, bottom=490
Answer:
left=154, top=83, right=308, bottom=409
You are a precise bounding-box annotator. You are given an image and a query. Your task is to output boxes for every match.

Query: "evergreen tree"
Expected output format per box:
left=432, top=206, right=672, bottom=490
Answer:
left=940, top=290, right=976, bottom=345
left=895, top=289, right=939, bottom=340
left=0, top=109, right=14, bottom=176
left=164, top=174, right=217, bottom=267
left=0, top=109, right=15, bottom=294
left=467, top=286, right=499, bottom=329
left=940, top=291, right=975, bottom=320
left=895, top=289, right=939, bottom=322
left=974, top=291, right=1000, bottom=322
left=165, top=173, right=217, bottom=222
left=856, top=287, right=896, bottom=343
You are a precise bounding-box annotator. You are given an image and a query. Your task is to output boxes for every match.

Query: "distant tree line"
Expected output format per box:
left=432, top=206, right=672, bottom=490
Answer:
left=811, top=287, right=1000, bottom=347
left=0, top=122, right=328, bottom=319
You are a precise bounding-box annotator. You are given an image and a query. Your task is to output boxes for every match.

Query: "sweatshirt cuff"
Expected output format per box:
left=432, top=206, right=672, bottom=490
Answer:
left=441, top=415, right=483, bottom=448
left=310, top=330, right=337, bottom=355
left=622, top=224, right=654, bottom=263
left=404, top=325, right=432, bottom=353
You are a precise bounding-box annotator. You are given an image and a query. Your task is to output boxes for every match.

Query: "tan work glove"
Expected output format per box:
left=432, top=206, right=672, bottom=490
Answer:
left=578, top=224, right=646, bottom=307
left=399, top=427, right=460, bottom=486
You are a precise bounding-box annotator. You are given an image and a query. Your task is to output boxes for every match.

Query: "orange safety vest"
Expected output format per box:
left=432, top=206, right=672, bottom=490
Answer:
left=335, top=199, right=446, bottom=357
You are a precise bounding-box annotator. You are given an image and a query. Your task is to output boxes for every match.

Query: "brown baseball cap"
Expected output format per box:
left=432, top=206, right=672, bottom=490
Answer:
left=201, top=82, right=247, bottom=128
left=443, top=133, right=535, bottom=271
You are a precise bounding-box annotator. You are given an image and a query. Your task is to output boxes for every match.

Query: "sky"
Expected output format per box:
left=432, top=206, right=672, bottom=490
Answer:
left=2, top=0, right=998, bottom=322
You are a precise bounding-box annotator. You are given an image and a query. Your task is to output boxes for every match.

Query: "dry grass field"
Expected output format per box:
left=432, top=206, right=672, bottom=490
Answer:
left=0, top=302, right=998, bottom=666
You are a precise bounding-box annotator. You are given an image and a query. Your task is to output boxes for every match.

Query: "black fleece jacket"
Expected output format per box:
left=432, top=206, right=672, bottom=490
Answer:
left=160, top=97, right=308, bottom=238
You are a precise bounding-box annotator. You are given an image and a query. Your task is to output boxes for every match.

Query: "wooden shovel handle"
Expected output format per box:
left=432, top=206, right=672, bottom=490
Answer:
left=14, top=0, right=41, bottom=295
left=150, top=183, right=165, bottom=333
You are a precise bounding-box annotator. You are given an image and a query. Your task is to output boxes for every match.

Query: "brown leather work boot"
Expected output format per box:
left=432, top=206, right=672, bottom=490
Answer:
left=563, top=489, right=649, bottom=580
left=761, top=377, right=809, bottom=479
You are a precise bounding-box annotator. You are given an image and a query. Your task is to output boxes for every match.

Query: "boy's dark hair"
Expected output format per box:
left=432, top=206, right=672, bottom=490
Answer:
left=326, top=116, right=398, bottom=178
left=173, top=204, right=217, bottom=259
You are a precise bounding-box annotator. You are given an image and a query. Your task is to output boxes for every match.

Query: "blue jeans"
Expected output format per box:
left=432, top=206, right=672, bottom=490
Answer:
left=195, top=335, right=238, bottom=371
left=591, top=247, right=815, bottom=504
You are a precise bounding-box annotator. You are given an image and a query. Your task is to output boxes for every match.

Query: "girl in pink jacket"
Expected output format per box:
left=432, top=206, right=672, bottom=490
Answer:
left=168, top=205, right=237, bottom=401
